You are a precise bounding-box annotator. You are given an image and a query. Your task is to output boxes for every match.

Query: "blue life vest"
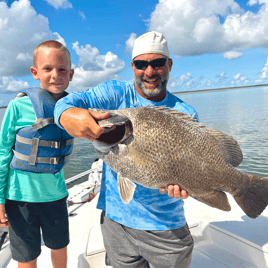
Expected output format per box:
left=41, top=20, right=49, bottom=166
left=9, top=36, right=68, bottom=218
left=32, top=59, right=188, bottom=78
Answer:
left=10, top=87, right=74, bottom=174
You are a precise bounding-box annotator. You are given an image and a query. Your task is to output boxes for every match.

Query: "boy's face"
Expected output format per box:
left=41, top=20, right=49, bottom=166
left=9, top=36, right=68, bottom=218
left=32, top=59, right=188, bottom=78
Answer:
left=30, top=47, right=74, bottom=100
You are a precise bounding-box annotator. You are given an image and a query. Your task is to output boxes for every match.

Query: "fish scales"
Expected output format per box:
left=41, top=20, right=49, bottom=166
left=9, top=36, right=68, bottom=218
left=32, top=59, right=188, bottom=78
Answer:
left=92, top=106, right=268, bottom=218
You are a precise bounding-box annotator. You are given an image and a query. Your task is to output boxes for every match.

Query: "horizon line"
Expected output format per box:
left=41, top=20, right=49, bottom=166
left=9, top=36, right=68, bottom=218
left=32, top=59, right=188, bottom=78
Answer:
left=1, top=83, right=268, bottom=109
left=171, top=83, right=268, bottom=94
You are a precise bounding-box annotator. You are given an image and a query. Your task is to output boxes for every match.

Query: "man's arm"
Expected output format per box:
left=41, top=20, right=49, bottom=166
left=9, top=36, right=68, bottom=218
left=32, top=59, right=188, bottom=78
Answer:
left=55, top=84, right=116, bottom=140
left=59, top=107, right=110, bottom=141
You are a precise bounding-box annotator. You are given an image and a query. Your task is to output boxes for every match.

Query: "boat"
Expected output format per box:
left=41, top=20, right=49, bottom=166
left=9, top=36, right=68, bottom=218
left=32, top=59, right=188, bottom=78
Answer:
left=1, top=157, right=268, bottom=268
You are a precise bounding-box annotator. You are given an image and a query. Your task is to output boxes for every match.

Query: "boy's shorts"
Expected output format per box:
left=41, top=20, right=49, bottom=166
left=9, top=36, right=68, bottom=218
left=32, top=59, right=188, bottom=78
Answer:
left=5, top=196, right=69, bottom=262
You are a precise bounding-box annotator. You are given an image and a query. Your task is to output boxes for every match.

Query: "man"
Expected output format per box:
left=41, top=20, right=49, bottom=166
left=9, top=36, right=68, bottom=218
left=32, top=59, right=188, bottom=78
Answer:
left=55, top=31, right=197, bottom=268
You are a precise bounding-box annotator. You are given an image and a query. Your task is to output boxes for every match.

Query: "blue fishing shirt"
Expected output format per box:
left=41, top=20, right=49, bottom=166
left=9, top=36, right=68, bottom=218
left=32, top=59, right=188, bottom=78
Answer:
left=55, top=80, right=198, bottom=230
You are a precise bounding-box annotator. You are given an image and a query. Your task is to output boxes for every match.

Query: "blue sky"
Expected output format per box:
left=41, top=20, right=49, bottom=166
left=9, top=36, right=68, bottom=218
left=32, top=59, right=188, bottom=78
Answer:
left=1, top=0, right=268, bottom=106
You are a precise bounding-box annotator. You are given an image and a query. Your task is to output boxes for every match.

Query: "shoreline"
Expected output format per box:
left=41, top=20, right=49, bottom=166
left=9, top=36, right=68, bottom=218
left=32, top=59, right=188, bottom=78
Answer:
left=1, top=83, right=268, bottom=109
left=171, top=83, right=268, bottom=94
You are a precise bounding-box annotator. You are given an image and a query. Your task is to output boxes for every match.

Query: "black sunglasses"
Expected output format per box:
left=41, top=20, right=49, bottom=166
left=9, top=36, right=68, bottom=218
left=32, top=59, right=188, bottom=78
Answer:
left=133, top=58, right=167, bottom=70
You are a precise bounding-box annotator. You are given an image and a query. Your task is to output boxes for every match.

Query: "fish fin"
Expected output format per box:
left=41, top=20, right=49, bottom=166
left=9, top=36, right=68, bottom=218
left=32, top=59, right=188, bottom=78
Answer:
left=194, top=190, right=231, bottom=211
left=233, top=174, right=268, bottom=218
left=171, top=112, right=197, bottom=122
left=117, top=174, right=136, bottom=204
left=205, top=129, right=243, bottom=167
left=148, top=106, right=198, bottom=122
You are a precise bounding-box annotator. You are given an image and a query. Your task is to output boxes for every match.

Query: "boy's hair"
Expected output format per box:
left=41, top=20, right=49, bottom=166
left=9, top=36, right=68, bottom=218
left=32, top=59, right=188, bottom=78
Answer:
left=33, top=40, right=72, bottom=69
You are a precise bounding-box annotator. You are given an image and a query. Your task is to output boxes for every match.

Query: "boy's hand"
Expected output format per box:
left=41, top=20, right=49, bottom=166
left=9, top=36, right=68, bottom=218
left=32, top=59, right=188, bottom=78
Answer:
left=159, top=185, right=188, bottom=199
left=0, top=204, right=10, bottom=227
left=59, top=108, right=110, bottom=141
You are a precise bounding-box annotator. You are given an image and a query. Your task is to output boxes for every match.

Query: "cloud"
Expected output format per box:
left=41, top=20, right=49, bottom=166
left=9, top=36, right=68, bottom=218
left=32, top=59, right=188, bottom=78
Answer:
left=125, top=33, right=137, bottom=53
left=232, top=72, right=248, bottom=84
left=149, top=0, right=268, bottom=58
left=168, top=72, right=227, bottom=91
left=44, top=0, right=72, bottom=9
left=215, top=72, right=227, bottom=83
left=69, top=42, right=125, bottom=91
left=233, top=72, right=242, bottom=80
left=79, top=11, right=86, bottom=20
left=260, top=58, right=268, bottom=78
left=16, top=53, right=32, bottom=62
left=0, top=0, right=65, bottom=77
left=0, top=77, right=29, bottom=94
left=168, top=69, right=252, bottom=91
left=168, top=73, right=197, bottom=91
left=223, top=51, right=244, bottom=60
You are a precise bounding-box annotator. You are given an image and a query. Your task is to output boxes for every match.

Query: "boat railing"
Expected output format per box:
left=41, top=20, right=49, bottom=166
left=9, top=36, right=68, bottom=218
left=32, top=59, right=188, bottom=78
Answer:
left=65, top=169, right=95, bottom=186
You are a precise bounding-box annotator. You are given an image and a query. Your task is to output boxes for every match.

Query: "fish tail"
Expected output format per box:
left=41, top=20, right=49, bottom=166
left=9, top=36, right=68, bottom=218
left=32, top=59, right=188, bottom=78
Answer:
left=233, top=174, right=268, bottom=218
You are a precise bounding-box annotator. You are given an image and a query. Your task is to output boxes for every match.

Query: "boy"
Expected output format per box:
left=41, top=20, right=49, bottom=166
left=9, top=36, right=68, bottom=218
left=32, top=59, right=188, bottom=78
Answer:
left=0, top=40, right=74, bottom=268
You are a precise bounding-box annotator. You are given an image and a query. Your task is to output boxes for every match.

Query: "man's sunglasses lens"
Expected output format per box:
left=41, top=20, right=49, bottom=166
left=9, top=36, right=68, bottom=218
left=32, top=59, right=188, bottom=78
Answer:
left=134, top=58, right=167, bottom=70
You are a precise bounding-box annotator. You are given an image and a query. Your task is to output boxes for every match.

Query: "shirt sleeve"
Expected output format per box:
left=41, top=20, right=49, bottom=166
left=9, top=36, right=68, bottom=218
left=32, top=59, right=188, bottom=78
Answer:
left=54, top=80, right=127, bottom=128
left=0, top=101, right=17, bottom=204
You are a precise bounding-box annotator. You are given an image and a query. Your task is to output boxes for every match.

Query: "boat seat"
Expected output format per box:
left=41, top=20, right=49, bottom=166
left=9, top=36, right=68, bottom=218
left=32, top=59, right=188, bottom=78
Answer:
left=190, top=219, right=268, bottom=268
left=85, top=224, right=112, bottom=268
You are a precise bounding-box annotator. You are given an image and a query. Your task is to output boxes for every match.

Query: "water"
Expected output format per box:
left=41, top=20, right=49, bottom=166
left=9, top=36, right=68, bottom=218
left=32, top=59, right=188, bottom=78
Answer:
left=63, top=138, right=99, bottom=179
left=1, top=85, right=268, bottom=180
left=176, top=86, right=268, bottom=178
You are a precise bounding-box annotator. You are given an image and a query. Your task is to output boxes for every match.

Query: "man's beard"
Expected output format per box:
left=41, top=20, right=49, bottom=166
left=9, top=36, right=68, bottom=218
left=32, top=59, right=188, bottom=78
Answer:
left=134, top=71, right=169, bottom=98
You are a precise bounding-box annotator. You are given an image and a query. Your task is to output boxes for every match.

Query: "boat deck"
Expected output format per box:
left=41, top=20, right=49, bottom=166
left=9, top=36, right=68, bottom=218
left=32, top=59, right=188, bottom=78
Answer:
left=1, top=181, right=268, bottom=268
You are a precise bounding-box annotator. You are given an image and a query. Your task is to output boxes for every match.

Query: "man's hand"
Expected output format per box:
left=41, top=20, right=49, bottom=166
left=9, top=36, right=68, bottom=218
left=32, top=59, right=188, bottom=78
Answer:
left=0, top=204, right=10, bottom=227
left=159, top=185, right=188, bottom=199
left=59, top=108, right=110, bottom=140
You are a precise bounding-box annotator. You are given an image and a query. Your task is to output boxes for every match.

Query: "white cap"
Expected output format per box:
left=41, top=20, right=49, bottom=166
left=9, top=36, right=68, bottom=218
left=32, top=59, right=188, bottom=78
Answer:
left=132, top=31, right=170, bottom=60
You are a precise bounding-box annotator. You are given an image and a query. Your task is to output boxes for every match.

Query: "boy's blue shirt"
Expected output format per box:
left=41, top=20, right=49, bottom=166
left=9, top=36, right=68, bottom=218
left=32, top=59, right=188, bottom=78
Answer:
left=55, top=80, right=198, bottom=230
left=0, top=96, right=68, bottom=204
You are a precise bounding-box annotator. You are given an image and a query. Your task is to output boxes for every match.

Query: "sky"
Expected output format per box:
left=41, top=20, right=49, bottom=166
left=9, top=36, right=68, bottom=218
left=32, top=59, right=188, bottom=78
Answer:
left=1, top=0, right=268, bottom=106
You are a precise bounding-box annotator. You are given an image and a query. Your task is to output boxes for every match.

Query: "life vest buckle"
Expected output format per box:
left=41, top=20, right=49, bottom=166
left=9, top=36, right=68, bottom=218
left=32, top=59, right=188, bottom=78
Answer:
left=50, top=157, right=60, bottom=165
left=51, top=141, right=61, bottom=148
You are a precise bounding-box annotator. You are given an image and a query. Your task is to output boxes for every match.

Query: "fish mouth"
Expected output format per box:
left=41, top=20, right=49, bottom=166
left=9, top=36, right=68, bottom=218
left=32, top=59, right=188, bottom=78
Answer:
left=92, top=114, right=133, bottom=153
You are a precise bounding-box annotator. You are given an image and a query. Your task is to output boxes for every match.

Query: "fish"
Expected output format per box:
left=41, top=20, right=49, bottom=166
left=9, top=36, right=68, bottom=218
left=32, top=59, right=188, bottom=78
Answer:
left=91, top=106, right=268, bottom=219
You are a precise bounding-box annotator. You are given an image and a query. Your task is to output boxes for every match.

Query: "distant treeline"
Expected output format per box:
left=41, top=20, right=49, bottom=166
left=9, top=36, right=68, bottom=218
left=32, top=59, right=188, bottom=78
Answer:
left=1, top=83, right=268, bottom=108
left=172, top=83, right=268, bottom=95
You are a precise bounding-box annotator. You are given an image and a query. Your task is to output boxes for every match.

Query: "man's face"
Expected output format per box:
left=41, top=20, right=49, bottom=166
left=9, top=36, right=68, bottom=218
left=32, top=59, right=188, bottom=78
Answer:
left=131, top=53, right=172, bottom=101
left=30, top=47, right=74, bottom=100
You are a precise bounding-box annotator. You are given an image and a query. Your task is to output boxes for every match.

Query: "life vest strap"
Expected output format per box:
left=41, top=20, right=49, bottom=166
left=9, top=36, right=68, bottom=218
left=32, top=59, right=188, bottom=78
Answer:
left=16, top=134, right=74, bottom=148
left=32, top=118, right=55, bottom=131
left=13, top=150, right=72, bottom=165
left=29, top=138, right=39, bottom=165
